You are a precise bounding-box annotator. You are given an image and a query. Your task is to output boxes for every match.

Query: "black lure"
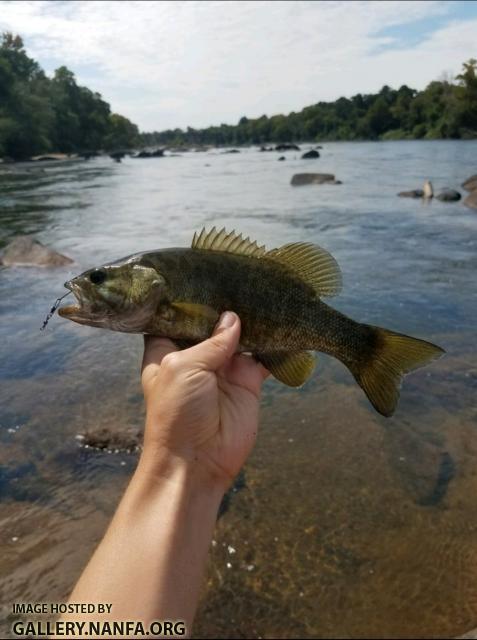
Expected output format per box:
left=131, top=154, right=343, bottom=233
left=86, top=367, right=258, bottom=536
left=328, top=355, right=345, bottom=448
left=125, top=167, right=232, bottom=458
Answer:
left=41, top=291, right=71, bottom=331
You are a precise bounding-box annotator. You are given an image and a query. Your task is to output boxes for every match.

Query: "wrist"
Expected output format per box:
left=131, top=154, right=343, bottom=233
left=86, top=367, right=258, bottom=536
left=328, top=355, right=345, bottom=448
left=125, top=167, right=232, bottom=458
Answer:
left=133, top=446, right=227, bottom=505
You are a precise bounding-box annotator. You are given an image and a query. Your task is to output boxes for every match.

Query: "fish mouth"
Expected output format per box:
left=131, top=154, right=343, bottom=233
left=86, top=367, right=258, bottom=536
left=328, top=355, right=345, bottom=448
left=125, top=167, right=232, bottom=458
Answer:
left=58, top=280, right=96, bottom=321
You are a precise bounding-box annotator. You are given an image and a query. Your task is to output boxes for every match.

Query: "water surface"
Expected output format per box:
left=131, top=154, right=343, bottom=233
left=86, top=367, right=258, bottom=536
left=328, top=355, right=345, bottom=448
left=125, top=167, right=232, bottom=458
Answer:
left=1, top=141, right=476, bottom=638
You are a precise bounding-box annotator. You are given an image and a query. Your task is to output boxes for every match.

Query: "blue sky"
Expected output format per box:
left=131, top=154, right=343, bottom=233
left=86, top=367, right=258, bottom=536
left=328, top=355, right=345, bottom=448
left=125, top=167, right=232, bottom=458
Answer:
left=0, top=1, right=476, bottom=131
left=373, top=1, right=477, bottom=51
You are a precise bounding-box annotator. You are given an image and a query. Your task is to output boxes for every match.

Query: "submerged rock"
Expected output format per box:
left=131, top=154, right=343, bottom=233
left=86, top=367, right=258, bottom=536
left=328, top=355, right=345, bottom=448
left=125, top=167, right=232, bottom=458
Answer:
left=221, top=149, right=240, bottom=154
left=462, top=174, right=477, bottom=191
left=278, top=156, right=286, bottom=161
left=436, top=189, right=461, bottom=202
left=301, top=149, right=320, bottom=159
left=79, top=426, right=141, bottom=453
left=398, top=189, right=425, bottom=198
left=464, top=190, right=477, bottom=210
left=260, top=146, right=274, bottom=152
left=0, top=236, right=73, bottom=267
left=291, top=173, right=336, bottom=186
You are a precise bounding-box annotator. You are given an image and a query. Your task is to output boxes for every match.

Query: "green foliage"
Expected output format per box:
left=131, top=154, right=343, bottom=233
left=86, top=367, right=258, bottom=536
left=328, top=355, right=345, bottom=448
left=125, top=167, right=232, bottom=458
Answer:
left=141, top=60, right=477, bottom=147
left=0, top=32, right=139, bottom=160
left=103, top=114, right=140, bottom=150
left=1, top=32, right=476, bottom=159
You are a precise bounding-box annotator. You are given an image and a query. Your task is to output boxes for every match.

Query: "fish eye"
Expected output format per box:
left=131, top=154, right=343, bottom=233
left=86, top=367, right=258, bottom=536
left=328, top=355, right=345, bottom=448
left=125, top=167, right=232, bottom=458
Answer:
left=89, top=269, right=107, bottom=285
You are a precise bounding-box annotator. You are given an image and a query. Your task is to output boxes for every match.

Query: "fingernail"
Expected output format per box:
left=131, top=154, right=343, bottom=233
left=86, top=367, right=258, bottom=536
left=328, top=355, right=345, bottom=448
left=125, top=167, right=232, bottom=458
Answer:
left=218, top=311, right=236, bottom=329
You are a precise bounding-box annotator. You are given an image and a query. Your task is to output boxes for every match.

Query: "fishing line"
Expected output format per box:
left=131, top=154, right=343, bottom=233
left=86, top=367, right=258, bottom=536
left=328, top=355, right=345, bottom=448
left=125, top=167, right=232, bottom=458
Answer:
left=41, top=291, right=71, bottom=331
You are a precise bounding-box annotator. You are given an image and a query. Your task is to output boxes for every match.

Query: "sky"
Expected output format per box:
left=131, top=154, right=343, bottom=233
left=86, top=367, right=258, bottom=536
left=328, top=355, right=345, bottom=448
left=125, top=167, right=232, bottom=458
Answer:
left=0, top=0, right=476, bottom=132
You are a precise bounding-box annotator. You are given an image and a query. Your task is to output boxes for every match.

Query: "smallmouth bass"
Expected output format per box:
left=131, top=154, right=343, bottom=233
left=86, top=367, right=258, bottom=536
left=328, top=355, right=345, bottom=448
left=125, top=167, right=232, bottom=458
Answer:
left=58, top=227, right=444, bottom=416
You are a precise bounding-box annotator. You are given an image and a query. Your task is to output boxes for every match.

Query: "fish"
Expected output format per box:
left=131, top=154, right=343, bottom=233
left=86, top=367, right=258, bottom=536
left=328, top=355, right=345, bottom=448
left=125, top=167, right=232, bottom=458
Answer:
left=58, top=227, right=444, bottom=417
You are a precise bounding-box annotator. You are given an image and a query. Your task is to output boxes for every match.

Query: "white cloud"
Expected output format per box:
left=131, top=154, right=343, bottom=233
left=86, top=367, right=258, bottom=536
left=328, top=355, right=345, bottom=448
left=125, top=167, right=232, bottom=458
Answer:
left=0, top=0, right=475, bottom=130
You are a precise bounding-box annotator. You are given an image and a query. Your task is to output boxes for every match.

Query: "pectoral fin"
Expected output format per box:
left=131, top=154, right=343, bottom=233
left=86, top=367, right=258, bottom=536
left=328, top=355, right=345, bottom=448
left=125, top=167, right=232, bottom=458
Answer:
left=257, top=351, right=316, bottom=387
left=169, top=302, right=219, bottom=337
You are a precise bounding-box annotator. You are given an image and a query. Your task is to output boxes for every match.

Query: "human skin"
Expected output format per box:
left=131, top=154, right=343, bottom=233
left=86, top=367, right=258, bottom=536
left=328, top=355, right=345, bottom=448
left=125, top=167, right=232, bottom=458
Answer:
left=59, top=312, right=268, bottom=637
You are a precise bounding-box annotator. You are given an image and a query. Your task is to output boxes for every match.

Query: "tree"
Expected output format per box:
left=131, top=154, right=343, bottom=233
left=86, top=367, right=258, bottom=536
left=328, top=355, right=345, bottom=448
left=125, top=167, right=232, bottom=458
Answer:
left=0, top=32, right=140, bottom=159
left=103, top=114, right=139, bottom=150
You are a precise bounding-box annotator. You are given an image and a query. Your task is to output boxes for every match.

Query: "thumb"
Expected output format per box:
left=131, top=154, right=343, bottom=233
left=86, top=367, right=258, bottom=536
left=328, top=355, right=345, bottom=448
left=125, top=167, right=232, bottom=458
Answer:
left=181, top=311, right=241, bottom=371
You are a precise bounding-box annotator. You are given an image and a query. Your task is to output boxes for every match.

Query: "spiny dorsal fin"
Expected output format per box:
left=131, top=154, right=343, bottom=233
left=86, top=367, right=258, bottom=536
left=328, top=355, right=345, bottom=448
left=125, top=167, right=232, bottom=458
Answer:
left=191, top=228, right=341, bottom=297
left=192, top=227, right=266, bottom=258
left=265, top=242, right=342, bottom=297
left=257, top=351, right=316, bottom=387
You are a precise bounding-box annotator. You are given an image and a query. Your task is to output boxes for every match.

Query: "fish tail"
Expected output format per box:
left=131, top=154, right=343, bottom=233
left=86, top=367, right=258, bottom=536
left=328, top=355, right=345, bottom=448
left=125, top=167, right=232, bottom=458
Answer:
left=345, top=325, right=444, bottom=417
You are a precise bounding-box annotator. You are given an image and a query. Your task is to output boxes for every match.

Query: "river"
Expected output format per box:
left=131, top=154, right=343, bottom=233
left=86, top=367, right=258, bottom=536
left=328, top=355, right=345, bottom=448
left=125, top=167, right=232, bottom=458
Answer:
left=1, top=141, right=476, bottom=638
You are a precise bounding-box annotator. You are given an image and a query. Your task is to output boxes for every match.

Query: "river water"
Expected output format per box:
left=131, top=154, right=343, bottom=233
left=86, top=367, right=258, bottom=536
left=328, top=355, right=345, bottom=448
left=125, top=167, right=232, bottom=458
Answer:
left=0, top=141, right=476, bottom=638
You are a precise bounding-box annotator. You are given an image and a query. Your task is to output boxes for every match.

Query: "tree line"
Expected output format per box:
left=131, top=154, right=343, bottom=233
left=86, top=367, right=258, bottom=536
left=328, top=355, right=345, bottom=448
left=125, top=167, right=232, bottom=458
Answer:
left=0, top=33, right=139, bottom=160
left=144, top=59, right=477, bottom=147
left=1, top=31, right=476, bottom=159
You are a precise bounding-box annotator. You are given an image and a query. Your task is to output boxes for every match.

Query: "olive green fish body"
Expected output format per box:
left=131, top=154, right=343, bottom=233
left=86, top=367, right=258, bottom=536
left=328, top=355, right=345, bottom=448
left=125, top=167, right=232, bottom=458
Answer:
left=139, top=248, right=322, bottom=349
left=59, top=228, right=444, bottom=416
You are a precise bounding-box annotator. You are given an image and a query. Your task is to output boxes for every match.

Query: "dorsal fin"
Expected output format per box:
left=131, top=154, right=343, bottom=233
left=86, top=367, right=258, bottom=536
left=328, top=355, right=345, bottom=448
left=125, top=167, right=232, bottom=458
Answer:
left=191, top=228, right=342, bottom=297
left=191, top=227, right=266, bottom=258
left=265, top=242, right=342, bottom=297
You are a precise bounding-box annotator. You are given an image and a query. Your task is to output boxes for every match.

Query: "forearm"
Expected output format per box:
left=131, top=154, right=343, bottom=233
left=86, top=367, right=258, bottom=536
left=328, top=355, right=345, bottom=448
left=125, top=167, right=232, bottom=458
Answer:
left=61, top=447, right=224, bottom=635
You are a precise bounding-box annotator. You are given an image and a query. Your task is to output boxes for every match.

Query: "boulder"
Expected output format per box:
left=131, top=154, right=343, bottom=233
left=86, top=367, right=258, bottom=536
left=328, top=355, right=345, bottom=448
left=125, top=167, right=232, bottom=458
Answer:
left=259, top=146, right=274, bottom=152
left=301, top=149, right=320, bottom=159
left=291, top=173, right=336, bottom=186
left=462, top=174, right=477, bottom=192
left=276, top=143, right=301, bottom=151
left=278, top=156, right=286, bottom=161
left=436, top=189, right=461, bottom=202
left=464, top=190, right=477, bottom=211
left=0, top=236, right=73, bottom=267
left=398, top=189, right=424, bottom=198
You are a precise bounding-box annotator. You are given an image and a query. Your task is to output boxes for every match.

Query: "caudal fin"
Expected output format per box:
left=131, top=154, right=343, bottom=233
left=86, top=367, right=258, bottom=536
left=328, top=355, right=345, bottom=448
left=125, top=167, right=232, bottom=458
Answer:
left=348, top=327, right=444, bottom=417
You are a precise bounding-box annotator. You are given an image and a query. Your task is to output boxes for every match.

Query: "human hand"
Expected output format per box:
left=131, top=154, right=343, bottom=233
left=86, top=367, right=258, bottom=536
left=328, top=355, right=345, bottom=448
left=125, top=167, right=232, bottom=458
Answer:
left=140, top=312, right=268, bottom=489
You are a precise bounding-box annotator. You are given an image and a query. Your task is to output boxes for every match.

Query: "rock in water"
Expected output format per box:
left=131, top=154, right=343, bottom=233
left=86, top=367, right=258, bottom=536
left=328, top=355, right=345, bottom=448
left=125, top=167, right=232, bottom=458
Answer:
left=278, top=156, right=286, bottom=161
left=436, top=189, right=461, bottom=202
left=276, top=143, right=300, bottom=151
left=301, top=149, right=320, bottom=159
left=291, top=173, right=335, bottom=186
left=398, top=190, right=424, bottom=198
left=423, top=180, right=434, bottom=199
left=134, top=149, right=164, bottom=158
left=0, top=237, right=73, bottom=267
left=109, top=151, right=126, bottom=162
left=464, top=190, right=477, bottom=211
left=462, top=174, right=477, bottom=192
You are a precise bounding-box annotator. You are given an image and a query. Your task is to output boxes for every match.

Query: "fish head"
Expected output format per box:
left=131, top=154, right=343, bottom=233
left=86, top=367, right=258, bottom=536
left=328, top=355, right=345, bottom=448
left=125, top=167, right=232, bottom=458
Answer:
left=58, top=257, right=166, bottom=331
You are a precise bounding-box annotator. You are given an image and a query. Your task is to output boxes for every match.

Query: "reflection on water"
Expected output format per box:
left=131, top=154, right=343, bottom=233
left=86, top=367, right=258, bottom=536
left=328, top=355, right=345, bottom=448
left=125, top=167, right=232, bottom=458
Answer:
left=1, top=142, right=477, bottom=638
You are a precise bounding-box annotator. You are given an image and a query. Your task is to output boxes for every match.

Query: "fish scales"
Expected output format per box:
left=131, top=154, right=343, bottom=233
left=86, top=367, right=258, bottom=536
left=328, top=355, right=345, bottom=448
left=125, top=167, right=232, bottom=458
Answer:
left=57, top=227, right=444, bottom=416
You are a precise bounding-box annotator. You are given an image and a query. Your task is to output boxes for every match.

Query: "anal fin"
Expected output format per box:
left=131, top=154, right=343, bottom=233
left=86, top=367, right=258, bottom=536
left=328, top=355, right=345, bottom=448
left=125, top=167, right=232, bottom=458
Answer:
left=257, top=351, right=316, bottom=387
